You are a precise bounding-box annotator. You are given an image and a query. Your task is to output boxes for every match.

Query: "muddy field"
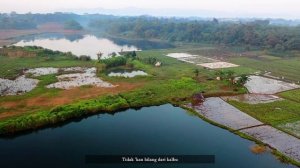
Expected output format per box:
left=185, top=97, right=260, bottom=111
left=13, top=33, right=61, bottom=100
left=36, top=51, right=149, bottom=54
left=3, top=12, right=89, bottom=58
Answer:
left=25, top=67, right=86, bottom=77
left=245, top=76, right=300, bottom=94
left=199, top=62, right=239, bottom=69
left=166, top=53, right=239, bottom=69
left=222, top=94, right=283, bottom=104
left=186, top=97, right=263, bottom=130
left=186, top=97, right=300, bottom=163
left=0, top=67, right=114, bottom=95
left=241, top=125, right=300, bottom=162
left=0, top=75, right=39, bottom=95
left=47, top=68, right=114, bottom=89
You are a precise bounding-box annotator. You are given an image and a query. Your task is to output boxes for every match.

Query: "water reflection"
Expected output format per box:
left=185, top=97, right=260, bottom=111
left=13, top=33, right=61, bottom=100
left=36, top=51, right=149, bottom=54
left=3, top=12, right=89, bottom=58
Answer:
left=13, top=34, right=174, bottom=59
left=14, top=35, right=139, bottom=59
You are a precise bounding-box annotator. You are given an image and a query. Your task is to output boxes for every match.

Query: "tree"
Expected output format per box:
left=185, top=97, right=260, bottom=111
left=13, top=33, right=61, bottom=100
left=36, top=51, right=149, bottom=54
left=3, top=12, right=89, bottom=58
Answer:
left=215, top=70, right=226, bottom=80
left=236, top=74, right=249, bottom=86
left=193, top=69, right=200, bottom=77
left=225, top=70, right=235, bottom=83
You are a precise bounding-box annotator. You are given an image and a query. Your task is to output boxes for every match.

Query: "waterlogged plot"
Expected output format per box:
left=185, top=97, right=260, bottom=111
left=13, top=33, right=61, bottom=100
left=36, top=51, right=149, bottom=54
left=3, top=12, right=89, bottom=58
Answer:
left=186, top=97, right=263, bottom=130
left=166, top=53, right=217, bottom=64
left=0, top=76, right=38, bottom=96
left=47, top=68, right=114, bottom=89
left=241, top=125, right=300, bottom=162
left=179, top=56, right=217, bottom=64
left=25, top=68, right=59, bottom=76
left=278, top=121, right=300, bottom=138
left=245, top=76, right=300, bottom=94
left=166, top=53, right=197, bottom=59
left=166, top=53, right=239, bottom=69
left=186, top=97, right=300, bottom=163
left=25, top=67, right=85, bottom=77
left=222, top=94, right=283, bottom=104
left=0, top=67, right=113, bottom=95
left=108, top=70, right=148, bottom=78
left=199, top=62, right=239, bottom=69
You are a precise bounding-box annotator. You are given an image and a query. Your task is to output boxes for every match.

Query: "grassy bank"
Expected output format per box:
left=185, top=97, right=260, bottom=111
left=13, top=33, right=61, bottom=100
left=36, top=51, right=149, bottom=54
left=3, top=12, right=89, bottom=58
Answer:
left=0, top=45, right=253, bottom=134
left=0, top=77, right=203, bottom=134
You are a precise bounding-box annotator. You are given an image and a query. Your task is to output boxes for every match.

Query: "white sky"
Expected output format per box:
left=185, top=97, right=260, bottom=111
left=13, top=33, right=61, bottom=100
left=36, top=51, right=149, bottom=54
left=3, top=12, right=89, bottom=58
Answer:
left=0, top=0, right=299, bottom=19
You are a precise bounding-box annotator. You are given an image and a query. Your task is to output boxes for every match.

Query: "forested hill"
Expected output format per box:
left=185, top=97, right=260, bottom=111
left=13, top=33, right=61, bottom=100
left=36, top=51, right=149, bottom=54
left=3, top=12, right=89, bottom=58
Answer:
left=1, top=12, right=300, bottom=51
left=89, top=17, right=300, bottom=51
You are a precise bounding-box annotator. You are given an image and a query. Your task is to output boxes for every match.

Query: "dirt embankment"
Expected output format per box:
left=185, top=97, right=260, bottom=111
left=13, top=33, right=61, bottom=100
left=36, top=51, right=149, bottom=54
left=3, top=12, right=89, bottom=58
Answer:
left=0, top=81, right=143, bottom=119
left=0, top=22, right=85, bottom=46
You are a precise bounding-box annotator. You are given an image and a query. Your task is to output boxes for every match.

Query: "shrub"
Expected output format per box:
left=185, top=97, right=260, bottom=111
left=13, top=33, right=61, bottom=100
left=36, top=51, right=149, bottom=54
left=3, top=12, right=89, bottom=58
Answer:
left=101, top=56, right=127, bottom=68
left=78, top=55, right=91, bottom=61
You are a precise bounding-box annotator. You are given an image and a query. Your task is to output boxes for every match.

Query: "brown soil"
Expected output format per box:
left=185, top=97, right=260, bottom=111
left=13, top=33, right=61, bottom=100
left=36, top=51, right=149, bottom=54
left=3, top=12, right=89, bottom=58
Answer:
left=250, top=145, right=267, bottom=154
left=0, top=82, right=143, bottom=119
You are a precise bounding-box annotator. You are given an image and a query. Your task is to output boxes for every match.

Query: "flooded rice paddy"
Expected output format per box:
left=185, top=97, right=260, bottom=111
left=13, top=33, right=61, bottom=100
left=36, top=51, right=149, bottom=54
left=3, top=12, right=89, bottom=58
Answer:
left=166, top=53, right=239, bottom=69
left=245, top=76, right=300, bottom=94
left=0, top=67, right=113, bottom=95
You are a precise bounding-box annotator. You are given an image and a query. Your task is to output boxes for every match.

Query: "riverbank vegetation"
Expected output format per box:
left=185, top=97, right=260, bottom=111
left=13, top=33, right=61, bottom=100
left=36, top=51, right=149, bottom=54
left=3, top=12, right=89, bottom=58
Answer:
left=0, top=46, right=247, bottom=134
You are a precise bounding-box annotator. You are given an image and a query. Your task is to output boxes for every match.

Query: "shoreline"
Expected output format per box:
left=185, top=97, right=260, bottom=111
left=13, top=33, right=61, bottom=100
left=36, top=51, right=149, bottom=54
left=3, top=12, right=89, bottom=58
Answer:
left=0, top=95, right=299, bottom=167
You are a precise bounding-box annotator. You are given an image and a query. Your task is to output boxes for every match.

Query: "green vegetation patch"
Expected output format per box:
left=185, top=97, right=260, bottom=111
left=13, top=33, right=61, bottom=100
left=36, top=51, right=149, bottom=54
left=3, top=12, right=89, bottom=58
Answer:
left=121, top=77, right=205, bottom=107
left=230, top=57, right=300, bottom=82
left=279, top=89, right=300, bottom=103
left=0, top=95, right=129, bottom=134
left=229, top=100, right=300, bottom=126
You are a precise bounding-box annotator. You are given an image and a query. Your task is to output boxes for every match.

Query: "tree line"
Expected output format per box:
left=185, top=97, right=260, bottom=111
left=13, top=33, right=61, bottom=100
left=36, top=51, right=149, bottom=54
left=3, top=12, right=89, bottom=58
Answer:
left=90, top=16, right=300, bottom=51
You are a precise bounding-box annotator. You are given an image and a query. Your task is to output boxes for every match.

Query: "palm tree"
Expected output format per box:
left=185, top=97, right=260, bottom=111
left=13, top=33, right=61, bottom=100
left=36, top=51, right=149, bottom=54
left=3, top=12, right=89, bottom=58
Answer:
left=237, top=74, right=249, bottom=86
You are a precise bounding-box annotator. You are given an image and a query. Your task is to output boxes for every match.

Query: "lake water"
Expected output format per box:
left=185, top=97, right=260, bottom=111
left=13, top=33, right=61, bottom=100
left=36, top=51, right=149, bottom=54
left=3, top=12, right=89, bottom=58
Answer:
left=13, top=34, right=174, bottom=59
left=0, top=104, right=294, bottom=168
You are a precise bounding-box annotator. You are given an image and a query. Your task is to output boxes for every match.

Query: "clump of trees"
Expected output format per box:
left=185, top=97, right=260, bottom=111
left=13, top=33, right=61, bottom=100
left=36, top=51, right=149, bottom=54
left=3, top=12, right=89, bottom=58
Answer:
left=100, top=56, right=127, bottom=68
left=124, top=51, right=137, bottom=59
left=78, top=55, right=91, bottom=61
left=138, top=56, right=160, bottom=65
left=64, top=20, right=83, bottom=30
left=215, top=70, right=249, bottom=86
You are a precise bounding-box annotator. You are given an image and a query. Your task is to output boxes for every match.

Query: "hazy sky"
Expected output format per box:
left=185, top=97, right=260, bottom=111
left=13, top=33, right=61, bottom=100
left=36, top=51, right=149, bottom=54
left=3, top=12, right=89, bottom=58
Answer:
left=1, top=0, right=299, bottom=19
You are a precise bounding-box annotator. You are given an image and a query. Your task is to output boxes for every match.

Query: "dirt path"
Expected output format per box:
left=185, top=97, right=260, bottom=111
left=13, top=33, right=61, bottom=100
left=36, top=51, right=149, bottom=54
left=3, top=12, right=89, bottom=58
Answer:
left=185, top=97, right=300, bottom=163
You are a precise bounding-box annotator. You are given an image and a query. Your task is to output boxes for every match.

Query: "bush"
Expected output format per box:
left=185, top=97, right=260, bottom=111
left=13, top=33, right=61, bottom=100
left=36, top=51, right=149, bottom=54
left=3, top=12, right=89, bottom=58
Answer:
left=101, top=56, right=127, bottom=68
left=78, top=55, right=91, bottom=61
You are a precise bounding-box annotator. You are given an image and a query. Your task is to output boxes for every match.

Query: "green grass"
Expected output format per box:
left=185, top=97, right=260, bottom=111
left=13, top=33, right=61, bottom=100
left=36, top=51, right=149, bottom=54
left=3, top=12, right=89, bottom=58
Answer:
left=230, top=57, right=300, bottom=82
left=228, top=100, right=300, bottom=126
left=0, top=94, right=130, bottom=134
left=279, top=89, right=300, bottom=103
left=0, top=55, right=97, bottom=79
